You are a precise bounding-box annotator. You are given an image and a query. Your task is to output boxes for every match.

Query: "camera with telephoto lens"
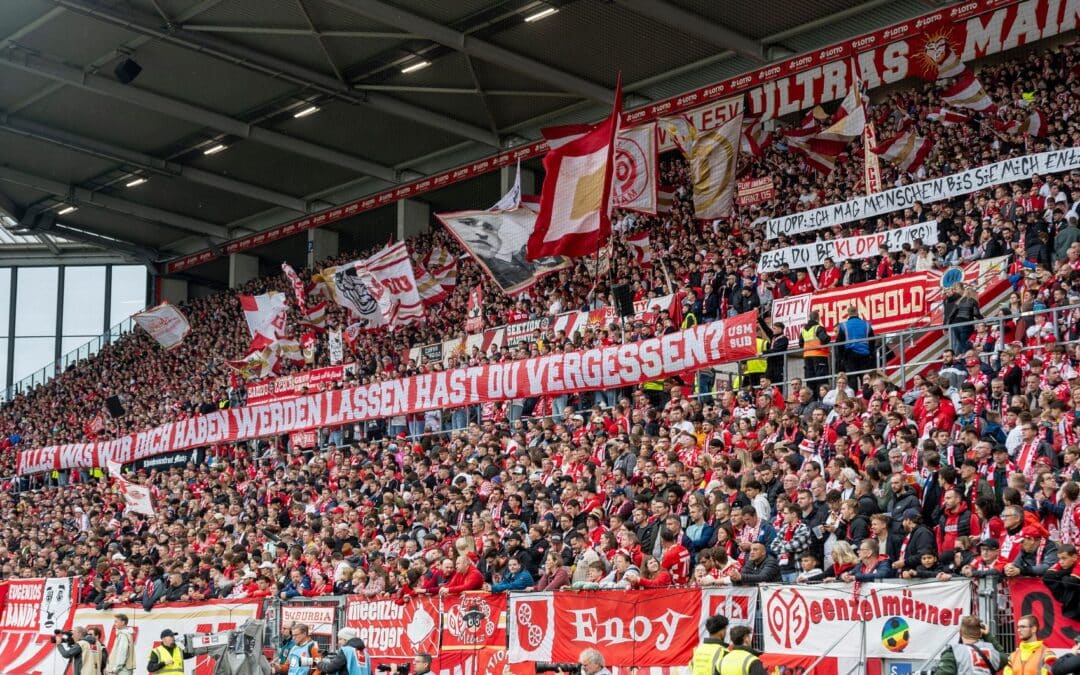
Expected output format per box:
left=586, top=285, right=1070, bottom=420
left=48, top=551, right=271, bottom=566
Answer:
left=377, top=664, right=410, bottom=675
left=51, top=630, right=73, bottom=644
left=535, top=664, right=581, bottom=674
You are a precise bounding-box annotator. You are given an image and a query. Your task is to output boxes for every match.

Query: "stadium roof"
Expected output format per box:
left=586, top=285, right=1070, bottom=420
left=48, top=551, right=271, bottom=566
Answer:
left=0, top=0, right=940, bottom=278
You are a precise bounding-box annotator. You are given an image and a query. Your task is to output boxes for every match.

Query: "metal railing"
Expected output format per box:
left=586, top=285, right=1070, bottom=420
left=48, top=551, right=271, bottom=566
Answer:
left=3, top=316, right=136, bottom=402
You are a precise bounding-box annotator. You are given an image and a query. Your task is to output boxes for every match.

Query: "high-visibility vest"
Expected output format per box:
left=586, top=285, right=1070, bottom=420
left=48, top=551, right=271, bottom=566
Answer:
left=745, top=338, right=768, bottom=374
left=1006, top=643, right=1050, bottom=675
left=341, top=646, right=372, bottom=675
left=288, top=641, right=318, bottom=675
left=151, top=645, right=184, bottom=675
left=689, top=639, right=727, bottom=675
left=718, top=648, right=762, bottom=675
left=841, top=318, right=871, bottom=355
left=801, top=326, right=828, bottom=358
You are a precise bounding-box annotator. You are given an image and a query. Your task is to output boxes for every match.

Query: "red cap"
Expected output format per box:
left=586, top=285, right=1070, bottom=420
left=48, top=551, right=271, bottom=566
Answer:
left=1021, top=525, right=1044, bottom=539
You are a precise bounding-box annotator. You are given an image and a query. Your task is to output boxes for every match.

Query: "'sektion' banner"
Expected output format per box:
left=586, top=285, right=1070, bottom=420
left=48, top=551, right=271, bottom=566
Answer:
left=15, top=312, right=757, bottom=475
left=766, top=148, right=1080, bottom=238
left=757, top=220, right=938, bottom=273
left=760, top=580, right=970, bottom=659
left=508, top=587, right=758, bottom=666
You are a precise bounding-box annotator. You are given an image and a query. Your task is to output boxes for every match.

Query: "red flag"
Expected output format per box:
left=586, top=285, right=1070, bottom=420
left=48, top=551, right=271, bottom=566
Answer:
left=926, top=107, right=969, bottom=125
left=528, top=75, right=622, bottom=260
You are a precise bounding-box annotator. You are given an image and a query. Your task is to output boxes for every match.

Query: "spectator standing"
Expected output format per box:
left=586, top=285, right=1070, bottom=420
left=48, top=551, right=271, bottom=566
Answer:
left=798, top=312, right=830, bottom=395
left=835, top=306, right=875, bottom=375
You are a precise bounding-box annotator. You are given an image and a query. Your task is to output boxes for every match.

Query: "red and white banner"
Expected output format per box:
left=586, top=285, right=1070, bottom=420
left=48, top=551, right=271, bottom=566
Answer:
left=508, top=587, right=757, bottom=666
left=345, top=596, right=440, bottom=658
left=16, top=312, right=756, bottom=475
left=770, top=255, right=1007, bottom=341
left=465, top=285, right=484, bottom=333
left=282, top=262, right=309, bottom=313
left=166, top=0, right=1078, bottom=273
left=247, top=364, right=351, bottom=405
left=0, top=577, right=76, bottom=639
left=758, top=220, right=938, bottom=272
left=289, top=429, right=317, bottom=449
left=766, top=148, right=1080, bottom=238
left=26, top=600, right=262, bottom=675
left=132, top=302, right=190, bottom=350
left=735, top=177, right=776, bottom=207
left=1008, top=578, right=1080, bottom=649
left=863, top=121, right=883, bottom=194
left=405, top=294, right=677, bottom=365
left=761, top=581, right=969, bottom=659
left=282, top=603, right=336, bottom=639
left=612, top=122, right=657, bottom=214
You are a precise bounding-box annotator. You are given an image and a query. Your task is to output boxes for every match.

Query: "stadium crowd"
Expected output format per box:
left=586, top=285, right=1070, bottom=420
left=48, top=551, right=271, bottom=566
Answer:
left=0, top=42, right=1077, bottom=610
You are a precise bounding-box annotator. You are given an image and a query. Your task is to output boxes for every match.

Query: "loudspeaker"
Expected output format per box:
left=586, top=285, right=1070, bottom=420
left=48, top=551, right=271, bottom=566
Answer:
left=106, top=395, right=126, bottom=418
left=612, top=284, right=634, bottom=317
left=113, top=58, right=142, bottom=85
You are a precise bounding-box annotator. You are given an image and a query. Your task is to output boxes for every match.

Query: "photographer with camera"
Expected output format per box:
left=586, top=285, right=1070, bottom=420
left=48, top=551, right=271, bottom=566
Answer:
left=316, top=627, right=370, bottom=675
left=561, top=649, right=610, bottom=675
left=54, top=626, right=104, bottom=675
left=273, top=623, right=321, bottom=675
left=413, top=653, right=432, bottom=675
left=147, top=629, right=193, bottom=674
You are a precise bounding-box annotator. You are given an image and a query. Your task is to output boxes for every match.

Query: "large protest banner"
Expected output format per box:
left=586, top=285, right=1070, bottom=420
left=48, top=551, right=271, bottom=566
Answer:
left=757, top=220, right=937, bottom=273
left=765, top=149, right=1080, bottom=238
left=16, top=312, right=757, bottom=476
left=760, top=581, right=970, bottom=659
left=508, top=588, right=757, bottom=666
left=1008, top=578, right=1080, bottom=648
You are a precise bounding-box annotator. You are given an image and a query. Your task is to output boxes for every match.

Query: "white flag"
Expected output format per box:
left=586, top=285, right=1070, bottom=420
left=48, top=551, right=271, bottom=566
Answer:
left=132, top=302, right=190, bottom=350
left=118, top=477, right=155, bottom=516
left=239, top=292, right=289, bottom=342
left=328, top=328, right=343, bottom=365
left=491, top=161, right=522, bottom=211
left=321, top=242, right=423, bottom=331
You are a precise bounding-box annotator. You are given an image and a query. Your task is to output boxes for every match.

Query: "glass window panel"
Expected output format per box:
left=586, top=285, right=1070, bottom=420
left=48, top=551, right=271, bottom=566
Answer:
left=61, top=336, right=91, bottom=369
left=14, top=267, right=58, bottom=337
left=109, top=265, right=147, bottom=325
left=0, top=269, right=11, bottom=337
left=63, top=266, right=106, bottom=336
left=13, top=336, right=55, bottom=383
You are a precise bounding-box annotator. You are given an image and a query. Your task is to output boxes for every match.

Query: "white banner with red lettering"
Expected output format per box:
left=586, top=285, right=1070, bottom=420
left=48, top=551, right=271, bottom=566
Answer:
left=282, top=603, right=336, bottom=639
left=508, top=587, right=757, bottom=666
left=757, top=220, right=938, bottom=273
left=406, top=294, right=677, bottom=365
left=246, top=364, right=354, bottom=405
left=133, top=302, right=191, bottom=350
left=766, top=148, right=1080, bottom=238
left=761, top=581, right=969, bottom=659
left=5, top=599, right=261, bottom=675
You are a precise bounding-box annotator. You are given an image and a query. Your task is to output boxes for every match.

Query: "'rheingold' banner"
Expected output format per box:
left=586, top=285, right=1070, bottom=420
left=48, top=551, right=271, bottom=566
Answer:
left=757, top=220, right=937, bottom=273
left=15, top=312, right=757, bottom=475
left=765, top=148, right=1080, bottom=239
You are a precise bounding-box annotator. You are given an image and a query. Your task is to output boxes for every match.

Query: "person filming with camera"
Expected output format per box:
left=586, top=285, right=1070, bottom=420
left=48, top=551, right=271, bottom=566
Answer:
left=412, top=653, right=433, bottom=675
left=558, top=649, right=610, bottom=675
left=316, top=627, right=371, bottom=675
left=54, top=626, right=103, bottom=675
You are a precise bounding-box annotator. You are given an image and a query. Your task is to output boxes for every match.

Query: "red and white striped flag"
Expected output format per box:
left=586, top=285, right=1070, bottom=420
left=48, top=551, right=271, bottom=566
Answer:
left=940, top=70, right=997, bottom=113
left=741, top=114, right=771, bottom=158
left=786, top=132, right=836, bottom=174
left=301, top=301, right=327, bottom=332
left=414, top=260, right=451, bottom=306
left=657, top=186, right=675, bottom=214
left=926, top=107, right=969, bottom=125
left=281, top=262, right=308, bottom=313
left=625, top=230, right=653, bottom=266
left=239, top=292, right=289, bottom=343
left=872, top=120, right=933, bottom=173
left=1006, top=110, right=1048, bottom=137
left=807, top=73, right=866, bottom=157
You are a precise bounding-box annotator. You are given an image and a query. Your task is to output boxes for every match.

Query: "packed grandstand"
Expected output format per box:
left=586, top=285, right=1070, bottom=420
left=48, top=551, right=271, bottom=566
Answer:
left=0, top=5, right=1079, bottom=675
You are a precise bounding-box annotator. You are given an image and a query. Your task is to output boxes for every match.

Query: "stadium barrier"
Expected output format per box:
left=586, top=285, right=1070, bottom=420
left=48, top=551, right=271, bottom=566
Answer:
left=1, top=577, right=1061, bottom=675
